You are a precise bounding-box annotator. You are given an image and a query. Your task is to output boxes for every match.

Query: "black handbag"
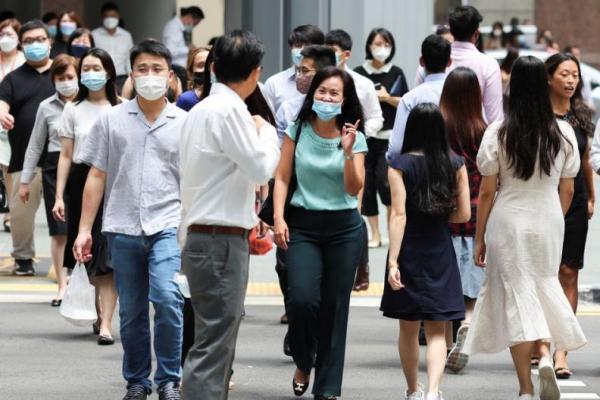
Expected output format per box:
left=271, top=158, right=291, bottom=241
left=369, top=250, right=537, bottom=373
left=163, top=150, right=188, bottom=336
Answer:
left=0, top=171, right=9, bottom=214
left=258, top=123, right=302, bottom=226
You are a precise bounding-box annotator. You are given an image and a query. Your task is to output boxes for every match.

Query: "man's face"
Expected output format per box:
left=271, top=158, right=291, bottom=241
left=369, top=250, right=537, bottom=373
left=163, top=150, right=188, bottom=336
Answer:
left=295, top=57, right=316, bottom=94
left=131, top=53, right=171, bottom=79
left=21, top=28, right=49, bottom=47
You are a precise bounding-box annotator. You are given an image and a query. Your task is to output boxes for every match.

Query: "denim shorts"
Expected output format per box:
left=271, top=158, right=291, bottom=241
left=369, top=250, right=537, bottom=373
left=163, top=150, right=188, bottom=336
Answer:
left=451, top=236, right=485, bottom=299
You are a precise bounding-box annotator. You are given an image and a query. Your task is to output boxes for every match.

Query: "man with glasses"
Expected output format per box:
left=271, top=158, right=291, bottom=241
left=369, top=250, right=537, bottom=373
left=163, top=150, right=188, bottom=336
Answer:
left=0, top=20, right=54, bottom=276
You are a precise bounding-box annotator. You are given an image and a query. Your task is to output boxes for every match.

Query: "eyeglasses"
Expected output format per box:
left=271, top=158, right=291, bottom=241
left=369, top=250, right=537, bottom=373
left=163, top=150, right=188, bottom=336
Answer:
left=295, top=66, right=316, bottom=77
left=22, top=36, right=48, bottom=45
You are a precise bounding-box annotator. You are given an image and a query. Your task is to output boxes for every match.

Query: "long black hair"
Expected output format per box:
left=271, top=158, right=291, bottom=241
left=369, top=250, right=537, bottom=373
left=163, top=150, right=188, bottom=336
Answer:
left=295, top=66, right=364, bottom=132
left=401, top=103, right=456, bottom=216
left=499, top=55, right=566, bottom=180
left=546, top=52, right=595, bottom=136
left=75, top=47, right=120, bottom=106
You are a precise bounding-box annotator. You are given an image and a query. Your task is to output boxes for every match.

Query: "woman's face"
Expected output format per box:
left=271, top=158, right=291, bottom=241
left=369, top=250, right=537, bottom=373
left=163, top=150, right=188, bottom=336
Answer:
left=0, top=26, right=18, bottom=53
left=81, top=55, right=106, bottom=74
left=192, top=50, right=209, bottom=73
left=60, top=14, right=74, bottom=24
left=371, top=34, right=391, bottom=50
left=549, top=60, right=579, bottom=100
left=313, top=76, right=344, bottom=104
left=72, top=34, right=92, bottom=47
left=54, top=64, right=77, bottom=84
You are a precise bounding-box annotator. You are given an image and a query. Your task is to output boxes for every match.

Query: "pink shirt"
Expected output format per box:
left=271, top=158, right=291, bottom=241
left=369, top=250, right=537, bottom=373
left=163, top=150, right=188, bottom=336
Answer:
left=415, top=41, right=504, bottom=123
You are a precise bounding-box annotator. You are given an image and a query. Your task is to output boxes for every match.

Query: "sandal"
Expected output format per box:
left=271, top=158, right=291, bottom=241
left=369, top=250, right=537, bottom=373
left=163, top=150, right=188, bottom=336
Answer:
left=530, top=356, right=540, bottom=367
left=3, top=219, right=10, bottom=233
left=555, top=367, right=572, bottom=379
left=92, top=319, right=101, bottom=335
left=51, top=299, right=62, bottom=307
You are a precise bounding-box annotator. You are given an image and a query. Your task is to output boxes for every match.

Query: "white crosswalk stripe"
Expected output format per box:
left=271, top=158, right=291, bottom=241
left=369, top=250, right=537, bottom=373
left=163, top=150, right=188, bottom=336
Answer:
left=560, top=394, right=600, bottom=399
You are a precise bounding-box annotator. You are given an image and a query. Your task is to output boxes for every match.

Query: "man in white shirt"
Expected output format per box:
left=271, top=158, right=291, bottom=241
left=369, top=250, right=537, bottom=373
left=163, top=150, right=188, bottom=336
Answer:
left=275, top=45, right=337, bottom=143
left=325, top=29, right=384, bottom=138
left=263, top=24, right=325, bottom=114
left=590, top=118, right=600, bottom=174
left=179, top=30, right=280, bottom=400
left=387, top=35, right=451, bottom=161
left=162, top=6, right=204, bottom=68
left=91, top=2, right=134, bottom=90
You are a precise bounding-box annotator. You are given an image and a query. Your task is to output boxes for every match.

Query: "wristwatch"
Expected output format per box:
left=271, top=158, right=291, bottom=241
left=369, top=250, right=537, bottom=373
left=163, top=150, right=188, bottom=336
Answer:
left=344, top=153, right=355, bottom=161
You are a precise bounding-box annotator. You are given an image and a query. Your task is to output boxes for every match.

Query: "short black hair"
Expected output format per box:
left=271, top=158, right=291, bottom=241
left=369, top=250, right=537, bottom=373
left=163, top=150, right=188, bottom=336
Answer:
left=448, top=6, right=482, bottom=42
left=130, top=39, right=173, bottom=69
left=300, top=45, right=336, bottom=70
left=325, top=29, right=353, bottom=51
left=287, top=24, right=324, bottom=47
left=421, top=34, right=451, bottom=73
left=365, top=28, right=396, bottom=63
left=42, top=12, right=59, bottom=24
left=435, top=24, right=450, bottom=35
left=213, top=30, right=264, bottom=83
left=101, top=2, right=119, bottom=13
left=180, top=6, right=204, bottom=20
left=19, top=19, right=49, bottom=42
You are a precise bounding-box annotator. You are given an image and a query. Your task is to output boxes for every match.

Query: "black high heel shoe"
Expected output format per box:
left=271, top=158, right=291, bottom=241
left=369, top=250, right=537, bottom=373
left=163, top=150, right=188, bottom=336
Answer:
left=292, top=377, right=310, bottom=396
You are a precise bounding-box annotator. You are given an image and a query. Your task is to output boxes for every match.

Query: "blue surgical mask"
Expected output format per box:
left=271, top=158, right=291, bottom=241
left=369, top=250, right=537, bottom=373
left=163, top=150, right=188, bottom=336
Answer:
left=335, top=52, right=342, bottom=66
left=23, top=42, right=50, bottom=62
left=184, top=24, right=194, bottom=33
left=210, top=70, right=218, bottom=84
left=81, top=71, right=107, bottom=91
left=291, top=48, right=303, bottom=66
left=47, top=25, right=57, bottom=38
left=60, top=22, right=77, bottom=37
left=70, top=44, right=90, bottom=59
left=312, top=99, right=342, bottom=121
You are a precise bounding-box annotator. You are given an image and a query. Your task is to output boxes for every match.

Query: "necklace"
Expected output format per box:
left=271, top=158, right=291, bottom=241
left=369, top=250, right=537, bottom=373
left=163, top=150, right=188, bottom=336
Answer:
left=555, top=110, right=578, bottom=127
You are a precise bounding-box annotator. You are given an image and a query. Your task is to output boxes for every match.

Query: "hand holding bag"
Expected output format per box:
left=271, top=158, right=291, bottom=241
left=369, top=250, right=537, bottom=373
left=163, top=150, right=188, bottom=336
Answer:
left=59, top=263, right=97, bottom=327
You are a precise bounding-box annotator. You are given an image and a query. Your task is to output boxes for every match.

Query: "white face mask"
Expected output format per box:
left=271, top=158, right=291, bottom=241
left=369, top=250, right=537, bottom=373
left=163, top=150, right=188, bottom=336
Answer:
left=55, top=79, right=79, bottom=97
left=0, top=36, right=18, bottom=53
left=103, top=17, right=119, bottom=30
left=135, top=75, right=168, bottom=101
left=371, top=45, right=391, bottom=63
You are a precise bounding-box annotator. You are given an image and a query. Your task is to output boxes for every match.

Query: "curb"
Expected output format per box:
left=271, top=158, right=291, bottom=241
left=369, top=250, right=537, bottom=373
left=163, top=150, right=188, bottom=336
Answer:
left=579, top=285, right=600, bottom=304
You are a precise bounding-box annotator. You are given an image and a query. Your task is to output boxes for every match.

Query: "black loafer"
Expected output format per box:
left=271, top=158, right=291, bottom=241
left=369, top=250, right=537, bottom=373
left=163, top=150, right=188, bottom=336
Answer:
left=293, top=377, right=310, bottom=397
left=284, top=333, right=292, bottom=356
left=98, top=335, right=115, bottom=345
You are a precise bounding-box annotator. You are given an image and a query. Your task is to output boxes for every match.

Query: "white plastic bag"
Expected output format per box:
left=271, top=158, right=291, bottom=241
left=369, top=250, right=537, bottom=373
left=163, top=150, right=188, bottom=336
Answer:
left=60, top=263, right=97, bottom=327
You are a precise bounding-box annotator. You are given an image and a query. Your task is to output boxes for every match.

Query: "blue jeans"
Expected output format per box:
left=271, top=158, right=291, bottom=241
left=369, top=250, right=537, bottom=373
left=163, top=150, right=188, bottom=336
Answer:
left=107, top=228, right=184, bottom=390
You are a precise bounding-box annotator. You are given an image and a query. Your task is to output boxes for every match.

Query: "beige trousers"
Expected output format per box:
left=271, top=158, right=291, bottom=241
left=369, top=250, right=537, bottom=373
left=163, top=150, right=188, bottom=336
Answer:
left=10, top=169, right=42, bottom=260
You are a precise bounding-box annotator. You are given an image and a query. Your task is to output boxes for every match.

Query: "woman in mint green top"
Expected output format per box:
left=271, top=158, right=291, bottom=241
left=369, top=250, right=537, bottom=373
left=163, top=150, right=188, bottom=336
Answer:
left=273, top=67, right=366, bottom=399
left=286, top=119, right=367, bottom=210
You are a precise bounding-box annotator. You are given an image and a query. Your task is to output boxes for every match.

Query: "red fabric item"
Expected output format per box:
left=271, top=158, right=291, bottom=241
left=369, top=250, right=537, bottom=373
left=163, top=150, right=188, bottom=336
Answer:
left=248, top=227, right=274, bottom=255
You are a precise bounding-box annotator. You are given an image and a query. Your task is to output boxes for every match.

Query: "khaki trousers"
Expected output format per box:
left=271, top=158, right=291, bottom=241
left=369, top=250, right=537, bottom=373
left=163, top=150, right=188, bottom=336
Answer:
left=10, top=169, right=42, bottom=260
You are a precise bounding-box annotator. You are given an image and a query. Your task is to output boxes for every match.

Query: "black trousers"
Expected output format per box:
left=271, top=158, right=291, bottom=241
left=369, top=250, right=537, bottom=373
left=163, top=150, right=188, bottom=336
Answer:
left=362, top=138, right=391, bottom=216
left=286, top=207, right=363, bottom=397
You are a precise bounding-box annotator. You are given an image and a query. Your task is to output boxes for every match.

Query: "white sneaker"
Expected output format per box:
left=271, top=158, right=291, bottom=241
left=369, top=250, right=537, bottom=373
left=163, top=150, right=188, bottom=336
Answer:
left=425, top=392, right=444, bottom=400
left=516, top=394, right=534, bottom=400
left=446, top=324, right=470, bottom=373
left=405, top=385, right=424, bottom=400
left=539, top=357, right=560, bottom=400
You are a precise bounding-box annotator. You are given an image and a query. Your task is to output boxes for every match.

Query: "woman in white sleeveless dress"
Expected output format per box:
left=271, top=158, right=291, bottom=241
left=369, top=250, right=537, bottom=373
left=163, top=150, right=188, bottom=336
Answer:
left=465, top=56, right=586, bottom=400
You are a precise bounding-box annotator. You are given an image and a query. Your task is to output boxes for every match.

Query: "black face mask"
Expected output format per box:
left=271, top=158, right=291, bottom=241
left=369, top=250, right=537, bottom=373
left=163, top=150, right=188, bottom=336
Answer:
left=71, top=44, right=90, bottom=59
left=193, top=71, right=205, bottom=86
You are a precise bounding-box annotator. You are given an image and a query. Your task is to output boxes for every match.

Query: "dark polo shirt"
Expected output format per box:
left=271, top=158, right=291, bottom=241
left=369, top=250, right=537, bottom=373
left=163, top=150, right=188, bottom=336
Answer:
left=0, top=62, right=54, bottom=173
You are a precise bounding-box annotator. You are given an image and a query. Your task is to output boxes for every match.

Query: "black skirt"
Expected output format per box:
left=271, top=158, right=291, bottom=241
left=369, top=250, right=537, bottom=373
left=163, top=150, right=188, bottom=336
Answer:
left=64, top=163, right=112, bottom=276
left=41, top=152, right=68, bottom=236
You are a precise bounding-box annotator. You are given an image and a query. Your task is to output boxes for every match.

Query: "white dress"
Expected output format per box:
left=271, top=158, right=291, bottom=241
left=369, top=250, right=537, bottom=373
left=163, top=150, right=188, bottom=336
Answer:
left=464, top=120, right=587, bottom=354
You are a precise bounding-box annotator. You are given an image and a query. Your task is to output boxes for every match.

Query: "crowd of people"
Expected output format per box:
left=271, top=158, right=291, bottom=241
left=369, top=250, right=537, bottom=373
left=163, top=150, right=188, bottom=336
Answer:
left=0, top=3, right=598, bottom=400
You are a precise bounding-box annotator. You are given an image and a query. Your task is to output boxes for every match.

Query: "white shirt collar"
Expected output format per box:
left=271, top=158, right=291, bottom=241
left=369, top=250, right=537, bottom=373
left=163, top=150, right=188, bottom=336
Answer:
left=209, top=82, right=248, bottom=108
left=362, top=60, right=393, bottom=74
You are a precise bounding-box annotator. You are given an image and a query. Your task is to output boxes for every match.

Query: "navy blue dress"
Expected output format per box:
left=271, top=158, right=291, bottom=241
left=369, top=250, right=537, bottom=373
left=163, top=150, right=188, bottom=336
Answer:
left=380, top=154, right=465, bottom=321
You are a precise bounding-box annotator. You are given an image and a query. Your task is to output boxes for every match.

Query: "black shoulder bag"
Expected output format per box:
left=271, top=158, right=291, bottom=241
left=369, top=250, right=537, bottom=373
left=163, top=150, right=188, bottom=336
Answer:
left=258, top=123, right=303, bottom=226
